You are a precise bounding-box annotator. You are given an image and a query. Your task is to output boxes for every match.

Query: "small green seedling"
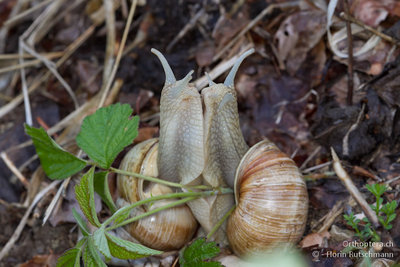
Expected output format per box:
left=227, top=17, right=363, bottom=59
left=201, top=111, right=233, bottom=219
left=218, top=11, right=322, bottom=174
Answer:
left=344, top=183, right=397, bottom=242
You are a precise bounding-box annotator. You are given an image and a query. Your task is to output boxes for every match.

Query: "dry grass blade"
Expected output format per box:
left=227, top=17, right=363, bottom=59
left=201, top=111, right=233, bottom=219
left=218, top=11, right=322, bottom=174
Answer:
left=4, top=0, right=54, bottom=27
left=98, top=0, right=138, bottom=108
left=0, top=25, right=96, bottom=120
left=103, top=0, right=116, bottom=83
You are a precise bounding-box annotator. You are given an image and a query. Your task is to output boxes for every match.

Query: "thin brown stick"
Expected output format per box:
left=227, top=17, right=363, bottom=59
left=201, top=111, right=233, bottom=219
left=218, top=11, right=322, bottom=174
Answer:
left=331, top=148, right=380, bottom=228
left=342, top=103, right=365, bottom=156
left=316, top=198, right=347, bottom=233
left=166, top=8, right=205, bottom=52
left=212, top=1, right=299, bottom=63
left=340, top=12, right=400, bottom=47
left=343, top=0, right=353, bottom=105
left=300, top=146, right=322, bottom=170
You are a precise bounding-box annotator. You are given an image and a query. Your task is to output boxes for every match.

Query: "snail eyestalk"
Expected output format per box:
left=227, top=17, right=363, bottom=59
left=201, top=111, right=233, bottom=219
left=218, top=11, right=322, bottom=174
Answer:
left=205, top=72, right=216, bottom=86
left=151, top=48, right=176, bottom=85
left=224, top=48, right=255, bottom=88
left=171, top=70, right=194, bottom=98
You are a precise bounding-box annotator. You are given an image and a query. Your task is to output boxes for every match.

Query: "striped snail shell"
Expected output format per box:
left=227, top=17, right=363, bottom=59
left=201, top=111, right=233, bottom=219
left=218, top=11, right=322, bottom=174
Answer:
left=227, top=139, right=309, bottom=256
left=116, top=138, right=198, bottom=251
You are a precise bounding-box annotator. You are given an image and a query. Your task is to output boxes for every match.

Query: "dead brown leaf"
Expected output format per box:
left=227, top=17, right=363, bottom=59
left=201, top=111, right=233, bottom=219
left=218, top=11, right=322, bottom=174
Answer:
left=18, top=253, right=58, bottom=267
left=274, top=10, right=326, bottom=75
left=300, top=231, right=331, bottom=248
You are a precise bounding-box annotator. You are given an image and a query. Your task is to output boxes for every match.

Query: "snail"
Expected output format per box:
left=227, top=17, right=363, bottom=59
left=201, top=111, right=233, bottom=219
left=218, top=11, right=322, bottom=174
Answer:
left=116, top=138, right=198, bottom=251
left=117, top=48, right=308, bottom=255
left=227, top=140, right=308, bottom=256
left=151, top=49, right=204, bottom=186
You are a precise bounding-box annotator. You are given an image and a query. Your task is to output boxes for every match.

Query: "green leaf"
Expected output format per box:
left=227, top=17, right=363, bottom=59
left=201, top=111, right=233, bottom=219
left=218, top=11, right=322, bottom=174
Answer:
left=366, top=184, right=386, bottom=197
left=56, top=238, right=86, bottom=267
left=75, top=167, right=100, bottom=227
left=72, top=208, right=90, bottom=236
left=94, top=172, right=116, bottom=213
left=179, top=238, right=222, bottom=267
left=113, top=207, right=130, bottom=225
left=76, top=103, right=139, bottom=169
left=384, top=200, right=398, bottom=215
left=25, top=124, right=87, bottom=179
left=385, top=224, right=393, bottom=230
left=57, top=248, right=82, bottom=267
left=105, top=232, right=162, bottom=260
left=387, top=213, right=396, bottom=223
left=56, top=248, right=81, bottom=267
left=93, top=228, right=111, bottom=260
left=83, top=237, right=107, bottom=267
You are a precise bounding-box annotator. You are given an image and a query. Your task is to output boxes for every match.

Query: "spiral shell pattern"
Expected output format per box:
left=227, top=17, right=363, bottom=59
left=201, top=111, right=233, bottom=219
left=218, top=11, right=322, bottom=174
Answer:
left=227, top=139, right=308, bottom=256
left=117, top=138, right=198, bottom=251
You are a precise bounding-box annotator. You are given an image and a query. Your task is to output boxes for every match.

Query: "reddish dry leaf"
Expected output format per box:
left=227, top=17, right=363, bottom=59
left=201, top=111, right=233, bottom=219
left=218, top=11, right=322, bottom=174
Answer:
left=274, top=10, right=326, bottom=75
left=353, top=0, right=389, bottom=27
left=195, top=41, right=215, bottom=67
left=135, top=127, right=159, bottom=143
left=0, top=0, right=16, bottom=26
left=19, top=253, right=58, bottom=267
left=118, top=89, right=155, bottom=114
left=300, top=231, right=331, bottom=248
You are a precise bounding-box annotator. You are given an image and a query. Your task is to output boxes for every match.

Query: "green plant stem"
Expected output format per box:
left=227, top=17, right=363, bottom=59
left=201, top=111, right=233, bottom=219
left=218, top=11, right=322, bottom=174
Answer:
left=109, top=167, right=212, bottom=190
left=104, top=189, right=233, bottom=230
left=375, top=195, right=381, bottom=217
left=107, top=197, right=197, bottom=231
left=206, top=205, right=236, bottom=240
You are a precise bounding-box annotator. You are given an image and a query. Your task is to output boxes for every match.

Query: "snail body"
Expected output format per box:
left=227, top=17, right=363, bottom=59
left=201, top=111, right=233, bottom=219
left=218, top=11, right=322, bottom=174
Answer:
left=227, top=140, right=308, bottom=256
left=116, top=48, right=308, bottom=255
left=151, top=49, right=204, bottom=186
left=116, top=138, right=198, bottom=251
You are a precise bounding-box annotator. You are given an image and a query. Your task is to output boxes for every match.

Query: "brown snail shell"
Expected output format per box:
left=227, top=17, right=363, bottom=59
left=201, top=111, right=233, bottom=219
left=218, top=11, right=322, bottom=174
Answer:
left=116, top=138, right=198, bottom=251
left=227, top=139, right=308, bottom=256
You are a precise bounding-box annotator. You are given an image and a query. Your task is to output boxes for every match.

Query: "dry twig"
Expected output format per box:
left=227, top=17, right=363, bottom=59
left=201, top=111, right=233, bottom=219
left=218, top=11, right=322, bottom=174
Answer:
left=340, top=12, right=400, bottom=47
left=331, top=148, right=380, bottom=228
left=343, top=0, right=354, bottom=105
left=212, top=1, right=299, bottom=63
